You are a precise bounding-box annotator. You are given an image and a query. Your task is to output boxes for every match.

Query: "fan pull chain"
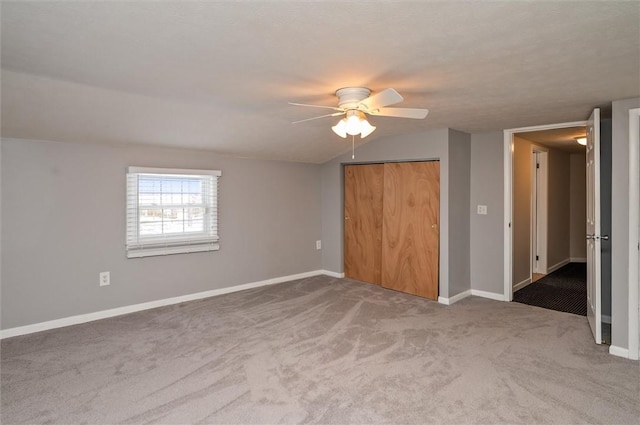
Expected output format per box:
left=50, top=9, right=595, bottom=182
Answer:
left=352, top=135, right=355, bottom=159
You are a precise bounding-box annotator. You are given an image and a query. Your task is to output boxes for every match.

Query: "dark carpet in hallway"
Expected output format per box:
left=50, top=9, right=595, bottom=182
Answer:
left=513, top=262, right=587, bottom=316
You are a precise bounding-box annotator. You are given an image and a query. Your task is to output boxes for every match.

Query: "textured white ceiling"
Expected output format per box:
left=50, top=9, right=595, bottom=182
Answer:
left=1, top=1, right=638, bottom=163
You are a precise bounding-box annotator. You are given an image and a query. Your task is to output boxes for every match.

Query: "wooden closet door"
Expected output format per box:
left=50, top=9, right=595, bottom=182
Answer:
left=344, top=164, right=384, bottom=284
left=382, top=161, right=440, bottom=299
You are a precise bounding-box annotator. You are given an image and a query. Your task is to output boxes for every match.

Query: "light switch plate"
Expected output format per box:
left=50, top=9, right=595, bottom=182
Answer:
left=477, top=205, right=488, bottom=215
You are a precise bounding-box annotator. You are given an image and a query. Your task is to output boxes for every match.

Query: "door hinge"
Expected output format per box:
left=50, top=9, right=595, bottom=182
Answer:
left=536, top=255, right=539, bottom=261
left=536, top=163, right=540, bottom=169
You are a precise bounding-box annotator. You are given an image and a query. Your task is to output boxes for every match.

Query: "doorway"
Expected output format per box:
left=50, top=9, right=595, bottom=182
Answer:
left=503, top=120, right=613, bottom=344
left=510, top=127, right=592, bottom=319
left=510, top=128, right=586, bottom=290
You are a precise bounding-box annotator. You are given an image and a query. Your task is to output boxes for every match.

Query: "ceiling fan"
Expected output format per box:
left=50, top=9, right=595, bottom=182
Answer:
left=289, top=87, right=429, bottom=139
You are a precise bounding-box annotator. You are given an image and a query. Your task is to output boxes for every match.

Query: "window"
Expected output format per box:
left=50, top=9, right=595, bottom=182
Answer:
left=126, top=167, right=221, bottom=258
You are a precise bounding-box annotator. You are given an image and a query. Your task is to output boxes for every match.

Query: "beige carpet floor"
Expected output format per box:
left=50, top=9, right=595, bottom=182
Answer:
left=2, top=275, right=639, bottom=424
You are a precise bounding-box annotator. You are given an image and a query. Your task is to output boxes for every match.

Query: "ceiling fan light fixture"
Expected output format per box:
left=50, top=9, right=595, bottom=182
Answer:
left=576, top=137, right=587, bottom=146
left=293, top=87, right=426, bottom=139
left=359, top=119, right=376, bottom=138
left=332, top=110, right=376, bottom=139
left=331, top=119, right=347, bottom=138
left=345, top=113, right=362, bottom=136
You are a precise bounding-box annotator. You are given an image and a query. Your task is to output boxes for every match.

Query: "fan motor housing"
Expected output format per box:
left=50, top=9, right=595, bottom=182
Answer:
left=335, top=87, right=371, bottom=109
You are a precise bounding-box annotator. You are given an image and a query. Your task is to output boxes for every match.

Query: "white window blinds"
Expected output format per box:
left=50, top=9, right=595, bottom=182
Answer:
left=126, top=167, right=221, bottom=258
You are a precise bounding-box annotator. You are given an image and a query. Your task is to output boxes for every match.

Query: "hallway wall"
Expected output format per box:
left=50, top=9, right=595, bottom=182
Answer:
left=513, top=136, right=571, bottom=287
left=547, top=148, right=571, bottom=270
left=569, top=152, right=587, bottom=260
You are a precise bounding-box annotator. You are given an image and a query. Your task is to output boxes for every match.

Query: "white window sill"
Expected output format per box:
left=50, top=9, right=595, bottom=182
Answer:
left=127, top=243, right=219, bottom=258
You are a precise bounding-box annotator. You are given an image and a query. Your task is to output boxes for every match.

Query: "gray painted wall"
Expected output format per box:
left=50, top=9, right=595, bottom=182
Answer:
left=569, top=152, right=586, bottom=261
left=611, top=97, right=640, bottom=349
left=1, top=138, right=322, bottom=329
left=447, top=129, right=471, bottom=296
left=469, top=132, right=504, bottom=295
left=546, top=148, right=570, bottom=270
left=319, top=129, right=453, bottom=297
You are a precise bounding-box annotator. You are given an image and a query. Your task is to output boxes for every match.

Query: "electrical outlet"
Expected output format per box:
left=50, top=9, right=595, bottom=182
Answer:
left=316, top=240, right=322, bottom=250
left=99, top=271, right=110, bottom=286
left=477, top=205, right=488, bottom=215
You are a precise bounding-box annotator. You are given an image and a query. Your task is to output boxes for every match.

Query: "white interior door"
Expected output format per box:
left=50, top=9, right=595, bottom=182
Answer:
left=586, top=108, right=602, bottom=344
left=532, top=150, right=548, bottom=274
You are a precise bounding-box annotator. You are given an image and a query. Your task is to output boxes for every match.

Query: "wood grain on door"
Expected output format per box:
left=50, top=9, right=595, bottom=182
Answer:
left=382, top=161, right=440, bottom=300
left=344, top=164, right=384, bottom=284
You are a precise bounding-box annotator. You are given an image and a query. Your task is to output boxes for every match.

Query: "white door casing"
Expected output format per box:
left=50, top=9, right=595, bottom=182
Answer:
left=628, top=108, right=640, bottom=360
left=586, top=108, right=602, bottom=344
left=504, top=120, right=587, bottom=301
left=531, top=152, right=539, bottom=275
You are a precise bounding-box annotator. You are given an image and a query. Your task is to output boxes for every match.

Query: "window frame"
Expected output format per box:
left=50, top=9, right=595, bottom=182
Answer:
left=126, top=166, right=221, bottom=258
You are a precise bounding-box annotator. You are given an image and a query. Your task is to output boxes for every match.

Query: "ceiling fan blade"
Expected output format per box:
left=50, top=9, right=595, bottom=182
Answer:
left=292, top=112, right=344, bottom=124
left=358, top=88, right=404, bottom=110
left=369, top=107, right=429, bottom=119
left=289, top=102, right=343, bottom=112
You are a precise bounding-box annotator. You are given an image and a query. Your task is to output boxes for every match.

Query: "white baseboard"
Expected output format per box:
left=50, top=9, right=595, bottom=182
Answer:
left=321, top=270, right=345, bottom=278
left=438, top=289, right=507, bottom=305
left=438, top=290, right=471, bottom=305
left=471, top=289, right=507, bottom=301
left=602, top=314, right=611, bottom=324
left=570, top=257, right=587, bottom=263
left=547, top=258, right=570, bottom=274
left=513, top=277, right=532, bottom=292
left=0, top=270, right=334, bottom=340
left=609, top=345, right=630, bottom=359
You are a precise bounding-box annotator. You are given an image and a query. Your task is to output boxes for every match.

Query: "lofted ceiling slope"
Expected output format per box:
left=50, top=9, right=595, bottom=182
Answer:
left=1, top=1, right=639, bottom=163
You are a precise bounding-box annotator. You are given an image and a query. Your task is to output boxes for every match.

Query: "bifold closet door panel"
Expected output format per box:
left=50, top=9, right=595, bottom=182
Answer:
left=344, top=164, right=384, bottom=284
left=382, top=161, right=440, bottom=300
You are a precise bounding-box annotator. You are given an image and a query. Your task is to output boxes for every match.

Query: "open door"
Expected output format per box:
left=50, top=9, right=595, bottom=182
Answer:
left=531, top=149, right=548, bottom=276
left=586, top=108, right=603, bottom=344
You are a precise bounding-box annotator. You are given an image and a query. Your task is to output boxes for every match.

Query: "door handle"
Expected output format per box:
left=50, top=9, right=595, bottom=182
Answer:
left=600, top=235, right=609, bottom=241
left=587, top=234, right=610, bottom=241
left=586, top=234, right=595, bottom=240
